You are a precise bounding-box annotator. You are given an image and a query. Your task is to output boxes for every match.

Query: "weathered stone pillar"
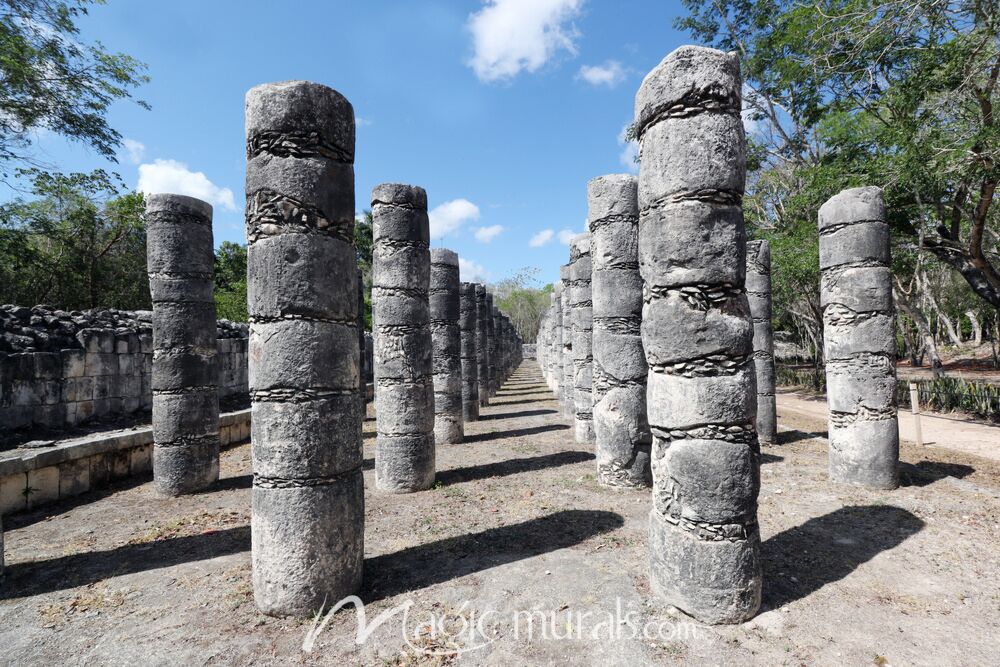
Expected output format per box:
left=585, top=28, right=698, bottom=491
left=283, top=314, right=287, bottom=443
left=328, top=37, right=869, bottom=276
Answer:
left=550, top=285, right=563, bottom=398
left=569, top=233, right=595, bottom=442
left=560, top=264, right=574, bottom=418
left=486, top=294, right=498, bottom=397
left=589, top=174, right=651, bottom=487
left=459, top=282, right=480, bottom=421
left=358, top=266, right=367, bottom=414
left=245, top=81, right=362, bottom=616
left=372, top=183, right=435, bottom=492
left=636, top=46, right=761, bottom=624
left=475, top=284, right=490, bottom=407
left=146, top=193, right=220, bottom=497
left=820, top=187, right=898, bottom=489
left=430, top=248, right=463, bottom=444
left=746, top=241, right=777, bottom=445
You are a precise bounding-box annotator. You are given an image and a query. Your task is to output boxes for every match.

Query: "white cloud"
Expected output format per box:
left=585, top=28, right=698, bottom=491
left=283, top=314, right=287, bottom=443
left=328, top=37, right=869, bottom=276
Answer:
left=529, top=229, right=554, bottom=247
left=137, top=159, right=237, bottom=211
left=557, top=228, right=576, bottom=245
left=466, top=0, right=583, bottom=82
left=617, top=123, right=639, bottom=174
left=576, top=60, right=626, bottom=87
left=474, top=224, right=504, bottom=243
left=459, top=257, right=489, bottom=282
left=355, top=116, right=373, bottom=127
left=122, top=138, right=145, bottom=164
left=429, top=198, right=481, bottom=239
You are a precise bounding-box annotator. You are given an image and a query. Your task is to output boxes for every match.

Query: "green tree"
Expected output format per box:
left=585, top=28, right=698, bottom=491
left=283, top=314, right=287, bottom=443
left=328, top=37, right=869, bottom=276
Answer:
left=0, top=168, right=148, bottom=309
left=0, top=0, right=149, bottom=175
left=213, top=240, right=247, bottom=322
left=355, top=210, right=373, bottom=329
left=494, top=267, right=551, bottom=343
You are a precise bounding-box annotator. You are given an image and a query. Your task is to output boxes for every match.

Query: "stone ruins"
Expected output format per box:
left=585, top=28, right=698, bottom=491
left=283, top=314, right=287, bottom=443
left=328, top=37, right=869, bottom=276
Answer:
left=145, top=193, right=221, bottom=496
left=747, top=240, right=777, bottom=445
left=635, top=45, right=762, bottom=624
left=459, top=282, right=480, bottom=422
left=430, top=248, right=464, bottom=444
left=245, top=80, right=364, bottom=616
left=589, top=174, right=651, bottom=488
left=569, top=233, right=595, bottom=443
left=820, top=187, right=899, bottom=489
left=372, top=183, right=436, bottom=493
left=475, top=284, right=490, bottom=408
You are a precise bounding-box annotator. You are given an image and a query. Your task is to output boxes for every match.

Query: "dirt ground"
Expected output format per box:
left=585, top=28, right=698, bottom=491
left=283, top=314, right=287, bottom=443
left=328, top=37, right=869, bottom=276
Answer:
left=2, top=362, right=1000, bottom=666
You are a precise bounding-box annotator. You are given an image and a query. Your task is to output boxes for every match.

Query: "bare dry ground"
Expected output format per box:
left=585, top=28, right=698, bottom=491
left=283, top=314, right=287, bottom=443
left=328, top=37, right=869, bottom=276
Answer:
left=2, top=362, right=999, bottom=666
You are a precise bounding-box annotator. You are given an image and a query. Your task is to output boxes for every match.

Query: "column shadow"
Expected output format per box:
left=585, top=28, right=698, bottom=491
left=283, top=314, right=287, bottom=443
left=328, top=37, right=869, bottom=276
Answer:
left=778, top=429, right=827, bottom=444
left=762, top=505, right=924, bottom=610
left=363, top=509, right=624, bottom=602
left=463, top=424, right=569, bottom=443
left=437, top=450, right=592, bottom=485
left=487, top=398, right=552, bottom=407
left=0, top=526, right=251, bottom=599
left=478, top=409, right=558, bottom=421
left=900, top=460, right=974, bottom=487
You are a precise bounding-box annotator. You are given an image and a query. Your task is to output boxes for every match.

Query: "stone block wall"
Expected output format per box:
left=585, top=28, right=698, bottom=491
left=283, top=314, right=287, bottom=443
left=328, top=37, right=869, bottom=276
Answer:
left=0, top=313, right=248, bottom=435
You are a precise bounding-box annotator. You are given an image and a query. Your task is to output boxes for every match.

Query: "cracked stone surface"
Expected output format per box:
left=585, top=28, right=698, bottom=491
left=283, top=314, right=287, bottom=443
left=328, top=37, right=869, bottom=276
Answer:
left=430, top=249, right=463, bottom=444
left=747, top=240, right=777, bottom=445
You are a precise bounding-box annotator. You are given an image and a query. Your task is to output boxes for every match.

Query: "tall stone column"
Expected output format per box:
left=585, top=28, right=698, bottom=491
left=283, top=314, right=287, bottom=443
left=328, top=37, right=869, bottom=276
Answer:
left=475, top=284, right=490, bottom=407
left=746, top=241, right=777, bottom=445
left=560, top=264, right=574, bottom=418
left=635, top=46, right=761, bottom=624
left=589, top=174, right=651, bottom=488
left=430, top=248, right=463, bottom=444
left=146, top=194, right=220, bottom=497
left=459, top=282, right=480, bottom=421
left=245, top=81, right=362, bottom=616
left=569, top=233, right=595, bottom=442
left=357, top=266, right=367, bottom=414
left=372, top=183, right=435, bottom=492
left=550, top=285, right=564, bottom=398
left=820, top=187, right=898, bottom=489
left=486, top=294, right=498, bottom=397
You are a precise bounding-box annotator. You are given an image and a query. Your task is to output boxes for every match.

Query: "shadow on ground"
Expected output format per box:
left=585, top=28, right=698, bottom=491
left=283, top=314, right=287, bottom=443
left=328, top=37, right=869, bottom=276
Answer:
left=437, top=450, right=592, bottom=485
left=363, top=509, right=624, bottom=602
left=478, top=409, right=558, bottom=421
left=464, top=424, right=569, bottom=443
left=762, top=504, right=924, bottom=609
left=779, top=429, right=828, bottom=444
left=900, top=460, right=975, bottom=487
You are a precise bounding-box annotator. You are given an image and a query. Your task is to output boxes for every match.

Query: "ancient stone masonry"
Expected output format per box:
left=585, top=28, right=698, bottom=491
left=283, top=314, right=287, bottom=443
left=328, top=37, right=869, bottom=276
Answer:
left=245, top=81, right=363, bottom=616
left=372, top=183, right=435, bottom=492
left=819, top=187, right=898, bottom=489
left=588, top=174, right=652, bottom=488
left=146, top=194, right=221, bottom=497
left=635, top=46, right=762, bottom=624
left=357, top=267, right=367, bottom=410
left=475, top=284, right=490, bottom=408
left=0, top=306, right=247, bottom=435
left=569, top=233, right=595, bottom=443
left=560, top=264, right=574, bottom=418
left=430, top=249, right=464, bottom=444
left=486, top=293, right=498, bottom=399
left=746, top=241, right=777, bottom=445
left=548, top=285, right=563, bottom=398
left=459, top=282, right=480, bottom=422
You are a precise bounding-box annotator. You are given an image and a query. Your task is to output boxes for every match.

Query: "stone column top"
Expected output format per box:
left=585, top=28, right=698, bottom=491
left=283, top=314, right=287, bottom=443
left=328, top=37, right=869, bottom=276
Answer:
left=431, top=248, right=459, bottom=266
left=145, top=193, right=213, bottom=223
left=588, top=174, right=638, bottom=223
left=245, top=81, right=355, bottom=162
left=371, top=183, right=428, bottom=209
left=746, top=239, right=771, bottom=274
left=634, top=46, right=741, bottom=138
left=570, top=233, right=591, bottom=259
left=818, top=186, right=886, bottom=229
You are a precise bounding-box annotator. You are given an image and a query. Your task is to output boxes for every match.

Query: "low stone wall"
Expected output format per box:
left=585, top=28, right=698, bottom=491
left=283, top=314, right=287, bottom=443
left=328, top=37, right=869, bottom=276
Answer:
left=0, top=307, right=248, bottom=435
left=522, top=344, right=537, bottom=360
left=0, top=409, right=250, bottom=515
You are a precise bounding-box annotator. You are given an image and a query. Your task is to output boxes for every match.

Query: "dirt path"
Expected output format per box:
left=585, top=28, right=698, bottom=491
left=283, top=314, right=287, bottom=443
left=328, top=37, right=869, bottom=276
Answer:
left=1, top=362, right=999, bottom=665
left=778, top=389, right=1000, bottom=462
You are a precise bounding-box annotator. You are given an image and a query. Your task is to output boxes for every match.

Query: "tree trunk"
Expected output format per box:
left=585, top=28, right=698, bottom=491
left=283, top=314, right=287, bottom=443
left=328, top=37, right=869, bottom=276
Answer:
left=966, top=310, right=983, bottom=345
left=939, top=313, right=963, bottom=346
left=894, top=285, right=943, bottom=376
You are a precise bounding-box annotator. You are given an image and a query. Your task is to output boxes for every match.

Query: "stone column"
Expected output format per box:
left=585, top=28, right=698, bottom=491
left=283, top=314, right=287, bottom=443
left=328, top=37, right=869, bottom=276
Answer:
left=459, top=282, right=480, bottom=421
left=560, top=264, right=574, bottom=418
left=487, top=294, right=498, bottom=397
left=430, top=248, right=464, bottom=444
left=746, top=241, right=777, bottom=445
left=358, top=266, right=367, bottom=415
left=635, top=46, right=761, bottom=624
left=245, top=81, right=362, bottom=616
left=146, top=193, right=220, bottom=497
left=550, top=285, right=563, bottom=398
left=372, top=183, right=435, bottom=492
left=569, top=233, right=595, bottom=442
left=589, top=174, right=651, bottom=488
left=820, top=187, right=898, bottom=489
left=475, top=284, right=490, bottom=407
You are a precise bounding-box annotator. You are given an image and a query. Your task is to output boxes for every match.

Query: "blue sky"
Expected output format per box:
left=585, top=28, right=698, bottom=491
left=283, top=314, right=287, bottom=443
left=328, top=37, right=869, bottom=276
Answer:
left=19, top=0, right=691, bottom=287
